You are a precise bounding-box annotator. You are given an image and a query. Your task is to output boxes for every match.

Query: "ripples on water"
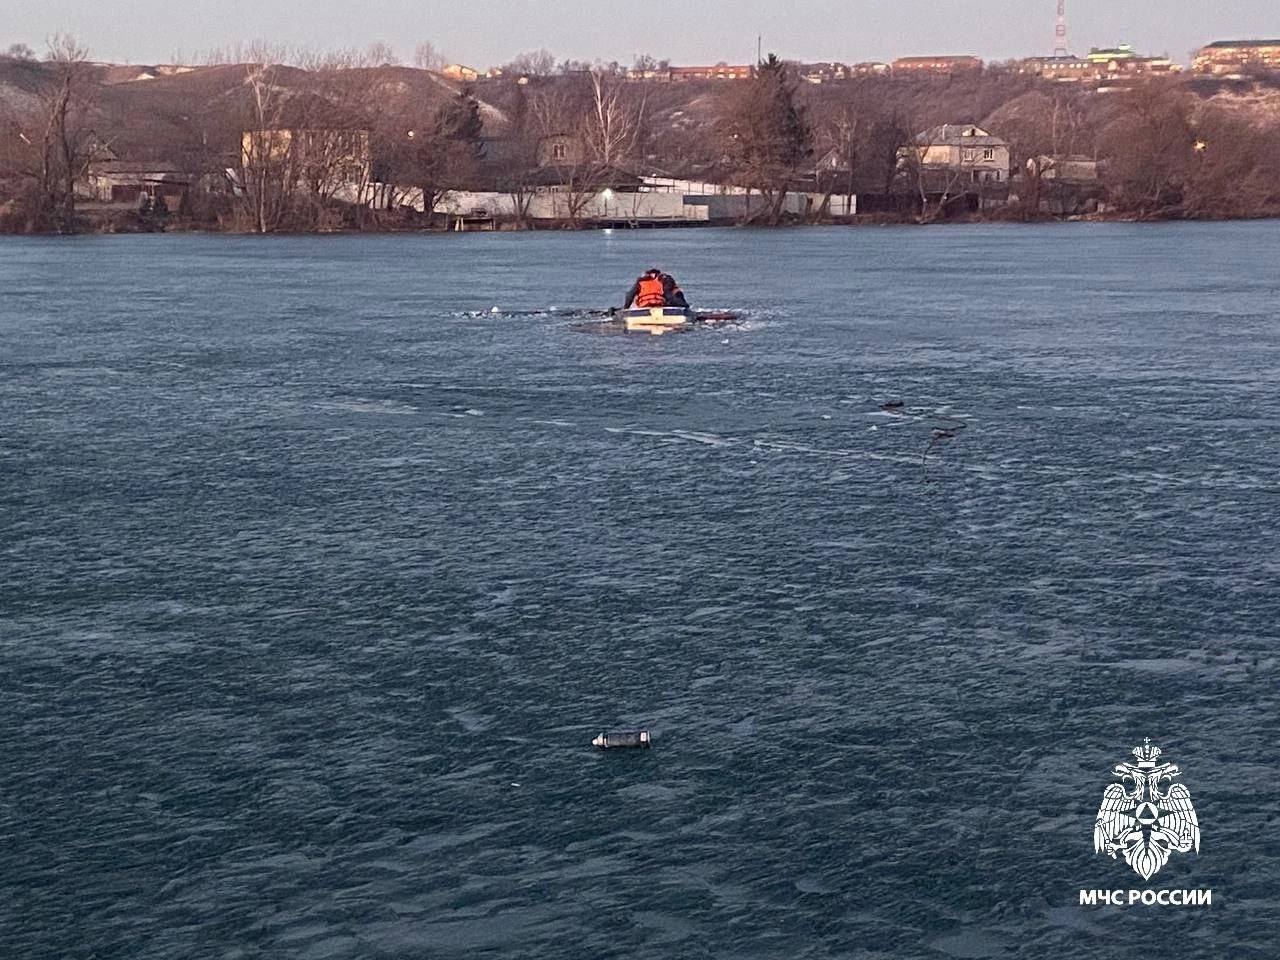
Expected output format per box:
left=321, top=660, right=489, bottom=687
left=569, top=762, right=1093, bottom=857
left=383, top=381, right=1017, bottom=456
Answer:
left=2, top=224, right=1279, bottom=958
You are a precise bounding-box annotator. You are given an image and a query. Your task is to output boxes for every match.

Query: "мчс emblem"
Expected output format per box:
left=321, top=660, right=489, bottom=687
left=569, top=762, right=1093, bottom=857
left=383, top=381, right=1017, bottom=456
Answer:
left=1094, top=739, right=1200, bottom=881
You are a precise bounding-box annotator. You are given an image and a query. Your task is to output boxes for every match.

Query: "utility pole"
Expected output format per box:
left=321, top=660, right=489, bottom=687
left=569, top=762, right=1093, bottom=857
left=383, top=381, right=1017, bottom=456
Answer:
left=757, top=35, right=762, bottom=66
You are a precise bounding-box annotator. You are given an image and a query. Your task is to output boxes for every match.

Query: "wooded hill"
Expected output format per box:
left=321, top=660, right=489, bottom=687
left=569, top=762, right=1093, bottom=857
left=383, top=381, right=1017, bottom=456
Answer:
left=3, top=48, right=1280, bottom=231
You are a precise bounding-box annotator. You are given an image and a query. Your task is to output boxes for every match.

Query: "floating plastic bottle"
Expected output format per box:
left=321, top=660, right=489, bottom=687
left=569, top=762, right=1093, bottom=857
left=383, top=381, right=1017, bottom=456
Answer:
left=592, top=730, right=652, bottom=750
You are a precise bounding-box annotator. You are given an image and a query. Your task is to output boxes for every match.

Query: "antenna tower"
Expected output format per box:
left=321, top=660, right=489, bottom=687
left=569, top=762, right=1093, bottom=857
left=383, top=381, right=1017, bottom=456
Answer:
left=1053, top=0, right=1069, bottom=58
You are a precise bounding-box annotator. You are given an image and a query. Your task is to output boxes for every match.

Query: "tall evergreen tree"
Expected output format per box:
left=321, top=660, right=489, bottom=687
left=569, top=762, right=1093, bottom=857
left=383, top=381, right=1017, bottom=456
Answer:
left=724, top=54, right=812, bottom=223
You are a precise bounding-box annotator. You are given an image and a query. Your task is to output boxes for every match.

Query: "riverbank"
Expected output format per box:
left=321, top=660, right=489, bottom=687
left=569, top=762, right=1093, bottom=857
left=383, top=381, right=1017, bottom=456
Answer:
left=7, top=205, right=1280, bottom=236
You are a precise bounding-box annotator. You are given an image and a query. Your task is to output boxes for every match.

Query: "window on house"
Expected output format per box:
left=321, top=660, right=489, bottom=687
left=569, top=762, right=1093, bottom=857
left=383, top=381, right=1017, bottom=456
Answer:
left=961, top=148, right=977, bottom=163
left=552, top=142, right=568, bottom=161
left=982, top=148, right=996, bottom=161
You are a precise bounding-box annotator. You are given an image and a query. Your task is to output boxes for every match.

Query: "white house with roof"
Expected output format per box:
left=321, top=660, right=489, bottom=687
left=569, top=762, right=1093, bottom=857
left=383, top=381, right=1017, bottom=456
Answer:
left=904, top=124, right=1011, bottom=183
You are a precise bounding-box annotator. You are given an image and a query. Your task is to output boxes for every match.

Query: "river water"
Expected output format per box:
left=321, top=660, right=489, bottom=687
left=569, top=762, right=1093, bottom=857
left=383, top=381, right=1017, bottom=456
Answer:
left=2, top=223, right=1279, bottom=959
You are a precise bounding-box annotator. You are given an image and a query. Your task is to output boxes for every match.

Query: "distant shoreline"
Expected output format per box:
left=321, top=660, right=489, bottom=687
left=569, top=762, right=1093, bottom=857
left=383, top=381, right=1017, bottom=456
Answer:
left=8, top=209, right=1280, bottom=238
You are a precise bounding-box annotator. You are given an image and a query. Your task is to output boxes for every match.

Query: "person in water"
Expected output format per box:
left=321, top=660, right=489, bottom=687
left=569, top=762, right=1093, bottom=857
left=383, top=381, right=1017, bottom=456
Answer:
left=623, top=268, right=688, bottom=310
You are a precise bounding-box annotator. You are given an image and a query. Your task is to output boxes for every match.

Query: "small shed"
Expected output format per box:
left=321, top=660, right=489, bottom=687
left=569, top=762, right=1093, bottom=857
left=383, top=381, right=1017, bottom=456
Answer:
left=82, top=160, right=193, bottom=207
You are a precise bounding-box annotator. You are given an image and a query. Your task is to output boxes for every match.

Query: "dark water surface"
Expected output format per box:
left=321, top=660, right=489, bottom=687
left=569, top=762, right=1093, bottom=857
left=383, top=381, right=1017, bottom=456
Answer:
left=2, top=224, right=1279, bottom=959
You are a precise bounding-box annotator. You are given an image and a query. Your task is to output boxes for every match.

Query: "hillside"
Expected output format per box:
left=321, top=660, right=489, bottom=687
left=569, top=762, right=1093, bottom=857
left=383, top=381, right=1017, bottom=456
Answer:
left=4, top=55, right=1279, bottom=233
left=6, top=56, right=1279, bottom=173
left=0, top=60, right=490, bottom=167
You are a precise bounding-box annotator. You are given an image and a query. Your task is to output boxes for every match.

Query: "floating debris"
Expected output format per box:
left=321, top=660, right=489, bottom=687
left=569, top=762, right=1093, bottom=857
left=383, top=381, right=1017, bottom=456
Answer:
left=922, top=418, right=968, bottom=479
left=592, top=730, right=652, bottom=750
left=875, top=401, right=970, bottom=479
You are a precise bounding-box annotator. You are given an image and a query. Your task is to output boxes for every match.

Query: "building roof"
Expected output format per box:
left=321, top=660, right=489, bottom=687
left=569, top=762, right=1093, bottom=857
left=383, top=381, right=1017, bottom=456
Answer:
left=1089, top=46, right=1136, bottom=56
left=247, top=93, right=371, bottom=132
left=893, top=56, right=982, bottom=68
left=89, top=160, right=186, bottom=174
left=1202, top=39, right=1280, bottom=49
left=1022, top=56, right=1088, bottom=64
left=914, top=124, right=1006, bottom=147
left=668, top=65, right=753, bottom=76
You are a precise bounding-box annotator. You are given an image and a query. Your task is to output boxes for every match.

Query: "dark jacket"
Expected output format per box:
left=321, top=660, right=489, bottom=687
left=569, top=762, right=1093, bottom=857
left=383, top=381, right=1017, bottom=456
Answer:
left=623, top=274, right=688, bottom=309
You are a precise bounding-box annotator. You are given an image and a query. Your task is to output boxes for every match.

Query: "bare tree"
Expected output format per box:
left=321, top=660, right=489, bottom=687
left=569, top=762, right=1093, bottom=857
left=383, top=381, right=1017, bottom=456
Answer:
left=808, top=100, right=863, bottom=220
left=632, top=54, right=658, bottom=76
left=986, top=90, right=1091, bottom=216
left=1181, top=106, right=1280, bottom=218
left=487, top=86, right=538, bottom=229
left=1099, top=81, right=1194, bottom=217
left=414, top=42, right=446, bottom=71
left=193, top=41, right=294, bottom=67
left=898, top=130, right=973, bottom=223
left=585, top=68, right=645, bottom=167
left=297, top=42, right=401, bottom=71
left=4, top=43, right=37, bottom=61
left=495, top=142, right=538, bottom=229
left=308, top=60, right=388, bottom=225
left=861, top=113, right=915, bottom=196
left=375, top=88, right=485, bottom=224
left=525, top=81, right=604, bottom=227
left=32, top=34, right=98, bottom=233
left=500, top=49, right=556, bottom=77
left=238, top=64, right=296, bottom=232
left=363, top=41, right=400, bottom=67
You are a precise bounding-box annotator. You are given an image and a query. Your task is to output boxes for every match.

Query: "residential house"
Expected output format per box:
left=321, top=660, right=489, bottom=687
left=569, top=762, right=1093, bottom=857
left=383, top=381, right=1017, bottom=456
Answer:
left=1019, top=48, right=1177, bottom=83
left=1025, top=155, right=1106, bottom=215
left=669, top=64, right=754, bottom=81
left=1032, top=156, right=1102, bottom=183
left=1018, top=56, right=1097, bottom=82
left=79, top=159, right=195, bottom=208
left=626, top=63, right=670, bottom=81
left=815, top=146, right=851, bottom=174
left=1085, top=45, right=1179, bottom=77
left=240, top=124, right=372, bottom=190
left=798, top=62, right=850, bottom=84
left=442, top=64, right=480, bottom=82
left=851, top=61, right=891, bottom=77
left=891, top=56, right=983, bottom=77
left=902, top=124, right=1010, bottom=184
left=1194, top=39, right=1280, bottom=76
left=536, top=133, right=588, bottom=168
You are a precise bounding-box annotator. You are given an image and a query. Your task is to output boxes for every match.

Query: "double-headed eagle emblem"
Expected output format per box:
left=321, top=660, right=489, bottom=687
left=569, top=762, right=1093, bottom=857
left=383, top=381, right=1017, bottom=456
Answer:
left=1094, top=739, right=1199, bottom=880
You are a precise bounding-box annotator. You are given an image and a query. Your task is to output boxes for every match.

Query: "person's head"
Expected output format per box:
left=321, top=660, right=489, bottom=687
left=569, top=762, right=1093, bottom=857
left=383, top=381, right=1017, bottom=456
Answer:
left=644, top=267, right=662, bottom=278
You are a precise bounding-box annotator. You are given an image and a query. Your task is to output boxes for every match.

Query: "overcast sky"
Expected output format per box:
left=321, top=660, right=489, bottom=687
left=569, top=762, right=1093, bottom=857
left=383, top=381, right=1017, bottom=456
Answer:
left=6, top=0, right=1278, bottom=67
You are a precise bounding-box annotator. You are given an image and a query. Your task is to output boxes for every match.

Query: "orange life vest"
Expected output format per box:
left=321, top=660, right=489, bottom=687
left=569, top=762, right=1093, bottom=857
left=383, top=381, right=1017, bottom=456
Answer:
left=636, top=276, right=666, bottom=307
